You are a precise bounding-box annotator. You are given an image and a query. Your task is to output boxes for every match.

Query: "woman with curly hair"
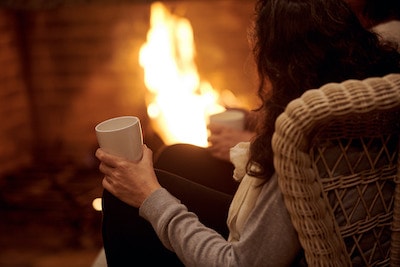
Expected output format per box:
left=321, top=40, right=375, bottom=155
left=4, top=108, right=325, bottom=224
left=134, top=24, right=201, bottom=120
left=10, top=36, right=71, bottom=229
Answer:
left=95, top=0, right=400, bottom=266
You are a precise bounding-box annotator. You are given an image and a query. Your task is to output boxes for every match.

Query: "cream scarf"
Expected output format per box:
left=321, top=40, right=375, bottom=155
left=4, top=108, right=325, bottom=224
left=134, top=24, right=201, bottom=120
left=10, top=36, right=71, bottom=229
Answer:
left=227, top=142, right=264, bottom=242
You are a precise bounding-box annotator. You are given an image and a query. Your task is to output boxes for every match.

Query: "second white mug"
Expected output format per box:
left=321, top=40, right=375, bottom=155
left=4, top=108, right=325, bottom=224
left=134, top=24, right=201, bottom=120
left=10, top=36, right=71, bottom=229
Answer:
left=209, top=110, right=245, bottom=131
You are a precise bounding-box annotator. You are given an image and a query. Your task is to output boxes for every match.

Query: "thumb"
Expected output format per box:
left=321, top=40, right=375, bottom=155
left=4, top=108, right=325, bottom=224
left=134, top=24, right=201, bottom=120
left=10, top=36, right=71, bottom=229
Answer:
left=141, top=144, right=154, bottom=164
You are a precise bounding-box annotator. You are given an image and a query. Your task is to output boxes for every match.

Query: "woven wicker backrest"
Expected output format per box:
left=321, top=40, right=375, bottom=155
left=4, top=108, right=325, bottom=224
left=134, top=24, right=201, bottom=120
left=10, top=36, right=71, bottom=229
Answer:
left=272, top=74, right=400, bottom=266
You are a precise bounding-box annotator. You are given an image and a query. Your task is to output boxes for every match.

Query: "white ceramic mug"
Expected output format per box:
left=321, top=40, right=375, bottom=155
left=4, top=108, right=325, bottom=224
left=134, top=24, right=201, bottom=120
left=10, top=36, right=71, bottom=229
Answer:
left=95, top=116, right=143, bottom=161
left=209, top=110, right=245, bottom=131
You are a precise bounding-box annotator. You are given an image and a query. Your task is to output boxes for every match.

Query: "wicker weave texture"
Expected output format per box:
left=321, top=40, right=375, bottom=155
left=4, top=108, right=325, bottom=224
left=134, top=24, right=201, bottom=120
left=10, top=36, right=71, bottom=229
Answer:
left=273, top=74, right=400, bottom=266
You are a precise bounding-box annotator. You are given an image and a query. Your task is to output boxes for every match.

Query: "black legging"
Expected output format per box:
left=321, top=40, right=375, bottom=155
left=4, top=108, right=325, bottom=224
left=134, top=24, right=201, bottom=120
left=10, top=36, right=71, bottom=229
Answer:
left=102, top=144, right=239, bottom=266
left=154, top=144, right=238, bottom=195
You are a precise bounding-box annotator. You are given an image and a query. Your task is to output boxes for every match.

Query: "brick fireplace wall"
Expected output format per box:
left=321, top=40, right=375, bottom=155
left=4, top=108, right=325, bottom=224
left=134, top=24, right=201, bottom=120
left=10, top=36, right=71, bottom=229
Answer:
left=0, top=10, right=32, bottom=175
left=22, top=3, right=152, bottom=169
left=0, top=1, right=257, bottom=176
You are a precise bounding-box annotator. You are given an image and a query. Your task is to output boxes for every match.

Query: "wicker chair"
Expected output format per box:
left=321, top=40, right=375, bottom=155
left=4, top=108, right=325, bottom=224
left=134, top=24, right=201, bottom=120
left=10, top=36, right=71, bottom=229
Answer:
left=272, top=74, right=400, bottom=266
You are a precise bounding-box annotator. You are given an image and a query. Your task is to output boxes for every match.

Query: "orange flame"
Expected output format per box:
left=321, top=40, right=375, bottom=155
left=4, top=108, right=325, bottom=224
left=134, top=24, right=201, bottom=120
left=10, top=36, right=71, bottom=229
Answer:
left=139, top=2, right=226, bottom=147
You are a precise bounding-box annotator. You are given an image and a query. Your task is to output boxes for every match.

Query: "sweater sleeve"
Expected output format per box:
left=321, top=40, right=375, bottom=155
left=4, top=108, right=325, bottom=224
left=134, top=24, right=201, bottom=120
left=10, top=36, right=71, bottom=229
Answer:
left=139, top=174, right=301, bottom=267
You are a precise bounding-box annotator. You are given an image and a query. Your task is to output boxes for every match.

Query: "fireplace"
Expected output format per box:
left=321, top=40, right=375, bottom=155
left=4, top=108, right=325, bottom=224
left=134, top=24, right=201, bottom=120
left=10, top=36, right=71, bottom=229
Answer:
left=0, top=0, right=257, bottom=176
left=0, top=1, right=258, bottom=264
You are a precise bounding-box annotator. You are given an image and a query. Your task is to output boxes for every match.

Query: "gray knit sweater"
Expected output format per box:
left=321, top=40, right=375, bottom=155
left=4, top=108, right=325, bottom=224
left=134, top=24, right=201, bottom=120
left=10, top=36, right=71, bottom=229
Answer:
left=139, top=173, right=301, bottom=266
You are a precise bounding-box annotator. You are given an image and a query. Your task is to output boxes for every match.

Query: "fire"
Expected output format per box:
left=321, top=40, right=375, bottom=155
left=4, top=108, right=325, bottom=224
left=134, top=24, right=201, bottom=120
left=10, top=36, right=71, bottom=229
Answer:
left=139, top=2, right=228, bottom=147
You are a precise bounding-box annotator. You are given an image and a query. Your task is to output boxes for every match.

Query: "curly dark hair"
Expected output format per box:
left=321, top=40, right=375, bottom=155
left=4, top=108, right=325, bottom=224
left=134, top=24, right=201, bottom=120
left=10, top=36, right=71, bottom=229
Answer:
left=247, top=0, right=400, bottom=179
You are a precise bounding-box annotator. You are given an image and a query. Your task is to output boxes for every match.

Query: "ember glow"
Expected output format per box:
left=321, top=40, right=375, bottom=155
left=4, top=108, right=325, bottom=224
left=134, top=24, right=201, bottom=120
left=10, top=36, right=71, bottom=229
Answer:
left=139, top=2, right=229, bottom=147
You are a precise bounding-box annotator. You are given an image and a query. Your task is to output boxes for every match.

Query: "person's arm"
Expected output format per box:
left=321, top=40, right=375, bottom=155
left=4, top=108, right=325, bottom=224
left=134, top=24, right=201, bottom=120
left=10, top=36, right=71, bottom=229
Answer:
left=140, top=174, right=302, bottom=266
left=96, top=146, right=301, bottom=266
